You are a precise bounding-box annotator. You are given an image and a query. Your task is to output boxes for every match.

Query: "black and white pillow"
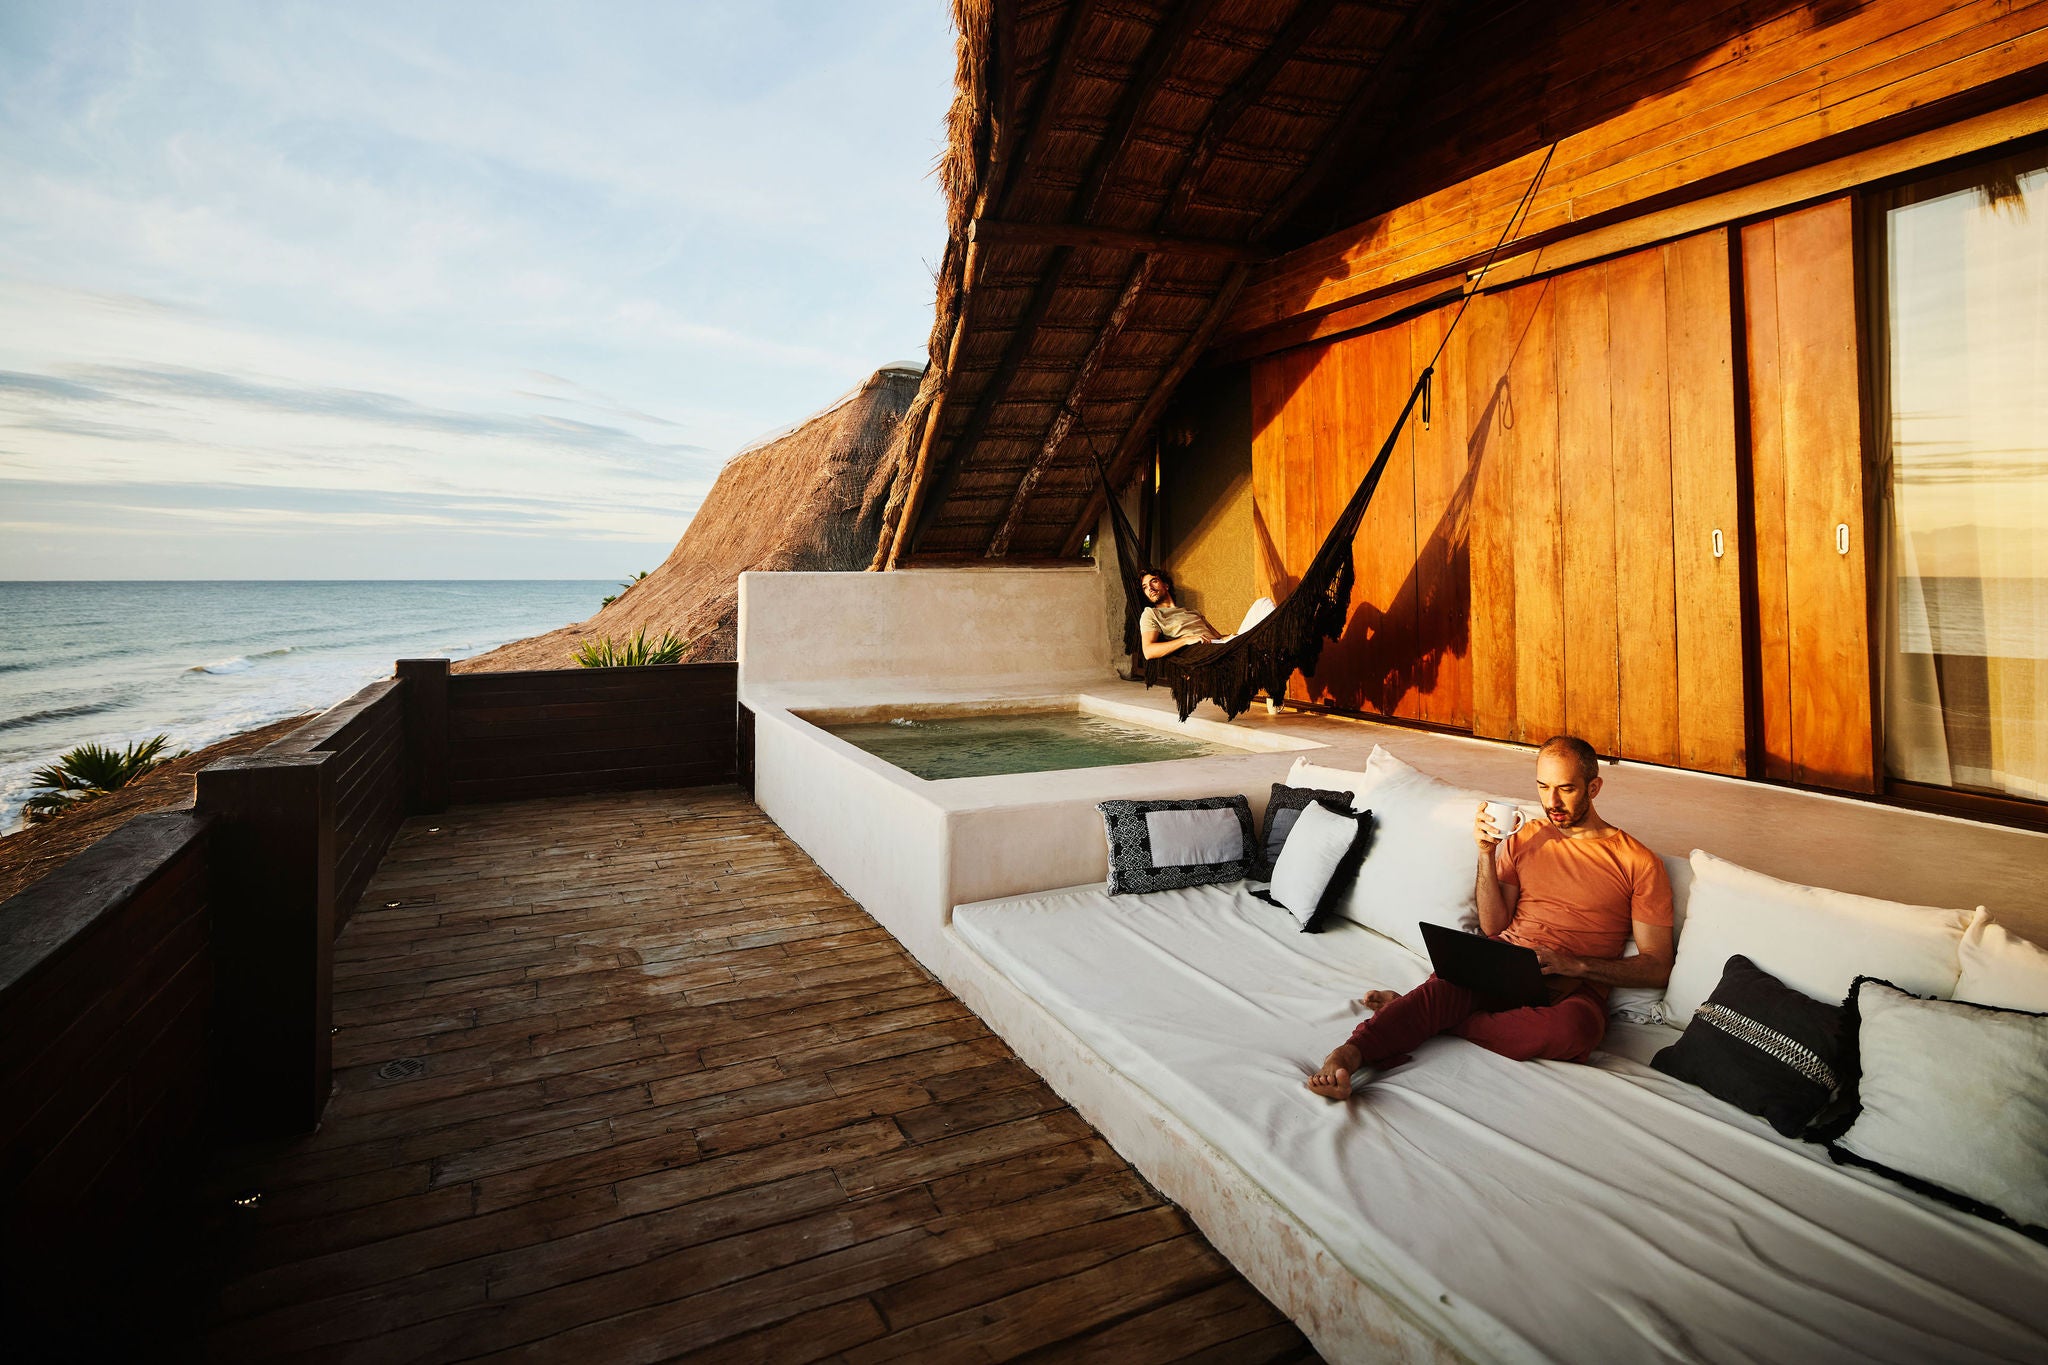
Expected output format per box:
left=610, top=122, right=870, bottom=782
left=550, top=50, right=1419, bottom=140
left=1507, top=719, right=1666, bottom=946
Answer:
left=1650, top=955, right=1847, bottom=1137
left=1819, top=976, right=2048, bottom=1242
left=1255, top=783, right=1355, bottom=880
left=1255, top=800, right=1372, bottom=932
left=1098, top=795, right=1257, bottom=896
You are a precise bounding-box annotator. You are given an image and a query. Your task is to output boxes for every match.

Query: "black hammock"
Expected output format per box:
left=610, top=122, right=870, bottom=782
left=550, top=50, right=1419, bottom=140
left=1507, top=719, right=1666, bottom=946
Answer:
left=1095, top=366, right=1433, bottom=723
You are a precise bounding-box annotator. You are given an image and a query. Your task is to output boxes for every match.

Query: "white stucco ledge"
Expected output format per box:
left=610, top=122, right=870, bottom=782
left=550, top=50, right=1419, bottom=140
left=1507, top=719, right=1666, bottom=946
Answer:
left=736, top=565, right=2048, bottom=977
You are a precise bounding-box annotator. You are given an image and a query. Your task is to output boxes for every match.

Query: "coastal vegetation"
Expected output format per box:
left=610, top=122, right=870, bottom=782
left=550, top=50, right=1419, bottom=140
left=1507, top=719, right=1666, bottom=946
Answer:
left=571, top=628, right=686, bottom=667
left=600, top=570, right=649, bottom=608
left=22, top=735, right=185, bottom=824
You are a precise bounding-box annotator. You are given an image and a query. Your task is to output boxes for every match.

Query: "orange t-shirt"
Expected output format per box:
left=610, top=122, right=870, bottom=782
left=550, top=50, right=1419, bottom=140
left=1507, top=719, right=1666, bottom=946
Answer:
left=1493, top=823, right=1673, bottom=966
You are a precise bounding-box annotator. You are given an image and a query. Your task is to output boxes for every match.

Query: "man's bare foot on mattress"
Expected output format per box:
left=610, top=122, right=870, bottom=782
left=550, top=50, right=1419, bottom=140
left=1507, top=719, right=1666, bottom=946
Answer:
left=1306, top=1043, right=1363, bottom=1099
left=1356, top=990, right=1398, bottom=1012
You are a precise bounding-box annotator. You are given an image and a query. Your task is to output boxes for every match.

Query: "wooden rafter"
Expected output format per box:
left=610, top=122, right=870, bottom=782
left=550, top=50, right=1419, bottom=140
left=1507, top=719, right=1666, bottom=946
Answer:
left=968, top=219, right=1272, bottom=260
left=905, top=0, right=1225, bottom=558
left=987, top=254, right=1156, bottom=556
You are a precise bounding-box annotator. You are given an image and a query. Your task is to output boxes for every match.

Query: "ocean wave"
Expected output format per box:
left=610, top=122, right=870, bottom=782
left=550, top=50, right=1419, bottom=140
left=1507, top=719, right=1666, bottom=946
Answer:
left=0, top=700, right=116, bottom=734
left=187, top=656, right=254, bottom=675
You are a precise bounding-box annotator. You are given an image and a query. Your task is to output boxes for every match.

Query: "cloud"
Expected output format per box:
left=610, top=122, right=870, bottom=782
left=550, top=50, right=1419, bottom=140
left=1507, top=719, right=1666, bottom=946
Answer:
left=0, top=2, right=952, bottom=577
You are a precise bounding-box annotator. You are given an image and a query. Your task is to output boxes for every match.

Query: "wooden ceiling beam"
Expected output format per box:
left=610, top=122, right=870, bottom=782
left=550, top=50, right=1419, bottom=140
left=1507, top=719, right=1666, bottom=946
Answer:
left=993, top=0, right=1102, bottom=221
left=1159, top=0, right=1340, bottom=228
left=969, top=218, right=1272, bottom=261
left=988, top=254, right=1155, bottom=556
left=1059, top=262, right=1252, bottom=557
left=910, top=0, right=1225, bottom=557
left=989, top=0, right=1341, bottom=557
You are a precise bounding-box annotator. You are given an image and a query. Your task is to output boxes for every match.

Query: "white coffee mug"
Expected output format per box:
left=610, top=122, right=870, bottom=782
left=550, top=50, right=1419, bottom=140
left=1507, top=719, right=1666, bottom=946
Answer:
left=1481, top=800, right=1527, bottom=839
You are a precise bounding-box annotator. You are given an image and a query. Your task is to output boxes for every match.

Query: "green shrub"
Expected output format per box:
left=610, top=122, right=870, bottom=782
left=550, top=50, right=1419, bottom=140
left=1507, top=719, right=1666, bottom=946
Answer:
left=601, top=570, right=650, bottom=608
left=23, top=734, right=185, bottom=824
left=572, top=628, right=687, bottom=668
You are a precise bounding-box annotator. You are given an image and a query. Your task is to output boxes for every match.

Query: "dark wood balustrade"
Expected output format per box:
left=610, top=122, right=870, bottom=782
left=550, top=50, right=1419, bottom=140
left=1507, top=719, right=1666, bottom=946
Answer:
left=0, top=658, right=741, bottom=1314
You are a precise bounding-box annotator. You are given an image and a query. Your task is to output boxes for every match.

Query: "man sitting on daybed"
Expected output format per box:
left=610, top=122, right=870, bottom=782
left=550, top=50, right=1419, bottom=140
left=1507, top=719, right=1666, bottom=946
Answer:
left=1307, top=736, right=1675, bottom=1099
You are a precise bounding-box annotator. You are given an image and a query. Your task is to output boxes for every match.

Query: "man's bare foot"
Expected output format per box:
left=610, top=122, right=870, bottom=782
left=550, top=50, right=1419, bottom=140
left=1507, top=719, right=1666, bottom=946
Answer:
left=1356, top=989, right=1398, bottom=1012
left=1305, top=1043, right=1363, bottom=1100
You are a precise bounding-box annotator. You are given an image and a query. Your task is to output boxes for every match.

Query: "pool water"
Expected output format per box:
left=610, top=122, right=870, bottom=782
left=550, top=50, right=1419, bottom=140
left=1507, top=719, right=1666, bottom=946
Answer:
left=823, top=710, right=1228, bottom=780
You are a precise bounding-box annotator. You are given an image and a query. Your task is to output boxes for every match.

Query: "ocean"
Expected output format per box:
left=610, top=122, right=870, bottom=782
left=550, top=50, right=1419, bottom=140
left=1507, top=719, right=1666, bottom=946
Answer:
left=0, top=580, right=613, bottom=831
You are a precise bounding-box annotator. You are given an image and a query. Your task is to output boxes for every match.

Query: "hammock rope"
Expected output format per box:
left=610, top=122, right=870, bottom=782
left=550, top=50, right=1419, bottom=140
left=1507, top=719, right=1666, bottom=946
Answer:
left=1095, top=143, right=1556, bottom=722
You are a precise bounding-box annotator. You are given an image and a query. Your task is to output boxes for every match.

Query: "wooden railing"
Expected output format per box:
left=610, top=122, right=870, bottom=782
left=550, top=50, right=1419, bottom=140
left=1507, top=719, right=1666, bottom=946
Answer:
left=401, top=658, right=737, bottom=807
left=0, top=655, right=742, bottom=1248
left=0, top=812, right=214, bottom=1277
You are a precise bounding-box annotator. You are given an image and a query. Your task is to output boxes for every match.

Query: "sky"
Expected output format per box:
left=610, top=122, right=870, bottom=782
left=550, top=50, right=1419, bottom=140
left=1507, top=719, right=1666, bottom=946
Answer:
left=0, top=1, right=953, bottom=580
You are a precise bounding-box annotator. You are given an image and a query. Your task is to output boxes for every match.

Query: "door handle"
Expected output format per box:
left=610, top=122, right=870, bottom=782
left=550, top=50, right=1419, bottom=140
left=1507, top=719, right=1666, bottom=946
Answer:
left=1711, top=528, right=1724, bottom=559
left=1836, top=523, right=1850, bottom=555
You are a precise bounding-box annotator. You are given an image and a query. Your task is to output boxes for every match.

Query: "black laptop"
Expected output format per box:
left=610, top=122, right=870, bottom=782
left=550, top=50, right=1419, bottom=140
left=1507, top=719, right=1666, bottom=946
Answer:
left=1419, top=922, right=1547, bottom=1009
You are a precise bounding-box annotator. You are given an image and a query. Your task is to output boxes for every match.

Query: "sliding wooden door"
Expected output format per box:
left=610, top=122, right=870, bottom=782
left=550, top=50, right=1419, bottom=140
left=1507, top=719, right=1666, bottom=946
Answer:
left=1454, top=231, right=1746, bottom=773
left=1248, top=229, right=1748, bottom=775
left=1742, top=198, right=1876, bottom=792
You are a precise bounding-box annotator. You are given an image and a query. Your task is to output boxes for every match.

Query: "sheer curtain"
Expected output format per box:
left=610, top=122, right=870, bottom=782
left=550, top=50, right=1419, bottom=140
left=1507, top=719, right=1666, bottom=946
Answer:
left=1880, top=150, right=2048, bottom=802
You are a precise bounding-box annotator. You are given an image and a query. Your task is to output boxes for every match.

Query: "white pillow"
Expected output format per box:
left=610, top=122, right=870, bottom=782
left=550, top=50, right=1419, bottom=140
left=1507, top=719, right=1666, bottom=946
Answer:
left=1266, top=800, right=1364, bottom=931
left=1608, top=854, right=1693, bottom=1023
left=1832, top=980, right=2048, bottom=1233
left=1341, top=771, right=1514, bottom=956
left=1285, top=754, right=1376, bottom=800
left=1956, top=910, right=2048, bottom=1012
left=1659, top=851, right=1972, bottom=1026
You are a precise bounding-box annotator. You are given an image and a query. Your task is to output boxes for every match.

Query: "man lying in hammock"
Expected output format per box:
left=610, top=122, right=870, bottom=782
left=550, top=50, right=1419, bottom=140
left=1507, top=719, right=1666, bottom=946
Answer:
left=1305, top=736, right=1675, bottom=1099
left=1137, top=570, right=1274, bottom=661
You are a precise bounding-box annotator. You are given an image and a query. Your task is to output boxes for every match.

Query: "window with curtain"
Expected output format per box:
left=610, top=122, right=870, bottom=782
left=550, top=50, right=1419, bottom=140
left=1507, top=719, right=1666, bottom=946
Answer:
left=1879, top=148, right=2048, bottom=803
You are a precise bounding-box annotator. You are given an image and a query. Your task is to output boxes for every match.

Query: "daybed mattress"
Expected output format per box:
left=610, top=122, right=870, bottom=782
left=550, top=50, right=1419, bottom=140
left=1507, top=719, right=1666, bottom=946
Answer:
left=952, top=881, right=2048, bottom=1365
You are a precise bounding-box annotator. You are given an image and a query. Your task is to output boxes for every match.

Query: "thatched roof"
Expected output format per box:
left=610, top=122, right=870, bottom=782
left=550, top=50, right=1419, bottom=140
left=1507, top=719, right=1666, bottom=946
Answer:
left=461, top=364, right=922, bottom=671
left=872, top=0, right=1456, bottom=566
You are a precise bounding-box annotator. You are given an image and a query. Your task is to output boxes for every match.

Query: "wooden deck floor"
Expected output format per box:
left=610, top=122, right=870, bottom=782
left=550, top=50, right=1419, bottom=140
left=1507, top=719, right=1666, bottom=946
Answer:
left=198, top=786, right=1317, bottom=1364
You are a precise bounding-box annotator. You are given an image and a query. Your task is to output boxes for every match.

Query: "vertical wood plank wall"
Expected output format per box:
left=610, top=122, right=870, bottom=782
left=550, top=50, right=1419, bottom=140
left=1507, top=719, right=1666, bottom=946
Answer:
left=1741, top=198, right=1877, bottom=792
left=1249, top=230, right=1749, bottom=776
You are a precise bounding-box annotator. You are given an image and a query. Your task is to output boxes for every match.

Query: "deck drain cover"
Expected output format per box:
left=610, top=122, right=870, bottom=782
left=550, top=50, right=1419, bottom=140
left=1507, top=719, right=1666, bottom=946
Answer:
left=377, top=1058, right=427, bottom=1082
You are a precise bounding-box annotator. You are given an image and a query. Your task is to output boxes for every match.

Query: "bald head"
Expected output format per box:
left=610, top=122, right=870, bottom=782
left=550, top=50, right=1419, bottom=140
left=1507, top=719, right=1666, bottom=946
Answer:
left=1537, top=735, right=1599, bottom=785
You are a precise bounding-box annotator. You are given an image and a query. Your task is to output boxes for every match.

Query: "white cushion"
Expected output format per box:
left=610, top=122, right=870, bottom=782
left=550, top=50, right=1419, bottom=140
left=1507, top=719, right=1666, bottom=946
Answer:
left=1290, top=747, right=1523, bottom=957
left=1144, top=807, right=1245, bottom=867
left=1608, top=854, right=1693, bottom=1023
left=1660, top=851, right=1971, bottom=1026
left=1267, top=800, right=1361, bottom=930
left=1956, top=910, right=2048, bottom=1012
left=1285, top=755, right=1376, bottom=800
left=1834, top=980, right=2048, bottom=1231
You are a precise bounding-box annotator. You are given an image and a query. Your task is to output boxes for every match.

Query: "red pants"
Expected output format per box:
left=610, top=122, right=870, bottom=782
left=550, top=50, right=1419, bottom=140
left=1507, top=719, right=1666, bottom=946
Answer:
left=1346, top=974, right=1607, bottom=1066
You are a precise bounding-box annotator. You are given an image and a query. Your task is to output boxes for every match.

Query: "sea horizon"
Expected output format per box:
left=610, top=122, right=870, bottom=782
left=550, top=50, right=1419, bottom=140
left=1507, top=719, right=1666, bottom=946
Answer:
left=0, top=578, right=616, bottom=831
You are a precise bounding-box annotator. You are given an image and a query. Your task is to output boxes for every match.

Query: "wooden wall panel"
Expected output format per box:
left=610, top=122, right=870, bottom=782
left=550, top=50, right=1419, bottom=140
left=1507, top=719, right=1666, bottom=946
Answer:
left=1248, top=353, right=1298, bottom=607
left=1555, top=264, right=1622, bottom=756
left=1743, top=198, right=1877, bottom=792
left=1461, top=290, right=1519, bottom=741
left=1608, top=248, right=1682, bottom=766
left=1321, top=324, right=1421, bottom=717
left=1504, top=281, right=1567, bottom=744
left=1410, top=306, right=1475, bottom=730
left=1245, top=236, right=1749, bottom=772
left=1665, top=230, right=1748, bottom=776
left=1743, top=220, right=1797, bottom=781
left=1224, top=0, right=2048, bottom=339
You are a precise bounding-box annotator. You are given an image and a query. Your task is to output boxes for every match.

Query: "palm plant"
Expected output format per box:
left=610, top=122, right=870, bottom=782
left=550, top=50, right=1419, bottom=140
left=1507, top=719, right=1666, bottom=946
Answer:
left=22, top=734, right=184, bottom=824
left=601, top=570, right=650, bottom=608
left=572, top=628, right=687, bottom=668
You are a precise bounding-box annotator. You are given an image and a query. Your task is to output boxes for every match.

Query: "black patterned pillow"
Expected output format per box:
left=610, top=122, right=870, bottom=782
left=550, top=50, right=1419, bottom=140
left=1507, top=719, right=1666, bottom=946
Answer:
left=1255, top=783, right=1355, bottom=880
left=1651, top=954, right=1848, bottom=1137
left=1098, top=796, right=1256, bottom=896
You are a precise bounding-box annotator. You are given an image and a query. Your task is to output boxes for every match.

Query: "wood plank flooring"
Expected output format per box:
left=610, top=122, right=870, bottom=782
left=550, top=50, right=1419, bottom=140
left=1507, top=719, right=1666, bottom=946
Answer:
left=198, top=786, right=1317, bottom=1364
